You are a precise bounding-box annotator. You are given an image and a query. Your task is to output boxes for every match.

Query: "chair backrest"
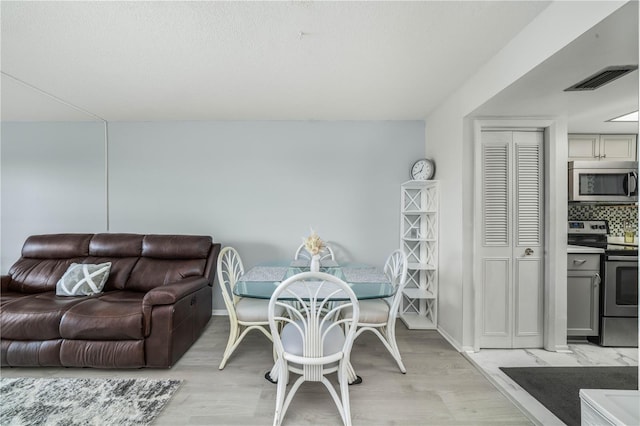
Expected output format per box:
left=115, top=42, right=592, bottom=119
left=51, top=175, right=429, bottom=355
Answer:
left=268, top=272, right=359, bottom=379
left=294, top=243, right=335, bottom=261
left=384, top=249, right=408, bottom=316
left=217, top=247, right=245, bottom=315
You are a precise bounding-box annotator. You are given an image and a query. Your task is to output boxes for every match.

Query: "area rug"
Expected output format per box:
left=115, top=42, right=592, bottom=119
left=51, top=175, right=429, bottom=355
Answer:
left=500, top=366, right=638, bottom=426
left=0, top=377, right=182, bottom=426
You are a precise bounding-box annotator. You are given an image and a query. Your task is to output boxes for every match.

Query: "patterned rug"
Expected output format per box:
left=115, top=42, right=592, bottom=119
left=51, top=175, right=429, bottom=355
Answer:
left=0, top=377, right=182, bottom=425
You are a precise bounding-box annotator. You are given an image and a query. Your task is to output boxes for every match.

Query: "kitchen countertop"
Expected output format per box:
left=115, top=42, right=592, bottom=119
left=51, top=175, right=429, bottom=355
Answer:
left=580, top=389, right=640, bottom=426
left=607, top=236, right=638, bottom=247
left=567, top=245, right=604, bottom=254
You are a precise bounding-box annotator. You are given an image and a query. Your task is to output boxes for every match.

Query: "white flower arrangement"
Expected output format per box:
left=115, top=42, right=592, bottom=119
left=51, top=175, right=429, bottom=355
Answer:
left=303, top=229, right=325, bottom=256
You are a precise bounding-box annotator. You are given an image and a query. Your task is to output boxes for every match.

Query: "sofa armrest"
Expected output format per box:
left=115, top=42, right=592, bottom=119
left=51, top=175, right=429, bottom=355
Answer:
left=142, top=276, right=209, bottom=335
left=1, top=275, right=10, bottom=292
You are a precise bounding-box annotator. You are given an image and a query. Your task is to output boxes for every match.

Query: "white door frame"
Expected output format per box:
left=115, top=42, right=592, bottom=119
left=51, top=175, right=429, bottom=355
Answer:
left=472, top=118, right=569, bottom=352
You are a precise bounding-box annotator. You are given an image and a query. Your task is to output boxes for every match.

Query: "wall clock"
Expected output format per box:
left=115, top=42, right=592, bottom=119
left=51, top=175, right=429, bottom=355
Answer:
left=411, top=158, right=435, bottom=180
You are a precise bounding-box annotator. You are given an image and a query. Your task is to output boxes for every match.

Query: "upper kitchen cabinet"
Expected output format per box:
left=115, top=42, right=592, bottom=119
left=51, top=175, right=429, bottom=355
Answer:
left=568, top=134, right=637, bottom=161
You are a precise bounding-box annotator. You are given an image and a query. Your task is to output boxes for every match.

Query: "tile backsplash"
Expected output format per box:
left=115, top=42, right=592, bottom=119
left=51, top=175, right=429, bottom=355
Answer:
left=568, top=204, right=638, bottom=236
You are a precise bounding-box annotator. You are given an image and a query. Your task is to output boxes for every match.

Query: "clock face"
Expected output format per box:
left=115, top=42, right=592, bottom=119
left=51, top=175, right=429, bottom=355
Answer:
left=411, top=159, right=435, bottom=180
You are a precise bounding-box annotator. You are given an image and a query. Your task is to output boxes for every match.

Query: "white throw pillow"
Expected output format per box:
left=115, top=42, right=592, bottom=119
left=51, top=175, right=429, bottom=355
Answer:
left=56, top=262, right=112, bottom=296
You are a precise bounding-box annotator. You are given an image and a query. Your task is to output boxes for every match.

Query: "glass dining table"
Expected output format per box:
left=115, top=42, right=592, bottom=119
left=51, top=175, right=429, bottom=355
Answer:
left=234, top=259, right=395, bottom=384
left=234, top=260, right=395, bottom=300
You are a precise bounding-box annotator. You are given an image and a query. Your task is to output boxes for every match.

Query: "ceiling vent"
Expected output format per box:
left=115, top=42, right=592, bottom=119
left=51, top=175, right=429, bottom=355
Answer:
left=564, top=65, right=638, bottom=91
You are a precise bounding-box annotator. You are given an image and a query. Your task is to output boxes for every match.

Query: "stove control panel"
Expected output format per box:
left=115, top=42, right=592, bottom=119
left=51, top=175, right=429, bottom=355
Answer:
left=568, top=220, right=609, bottom=234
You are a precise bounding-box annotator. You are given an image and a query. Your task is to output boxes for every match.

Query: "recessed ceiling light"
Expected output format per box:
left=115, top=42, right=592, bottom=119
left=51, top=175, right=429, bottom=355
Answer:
left=607, top=111, right=639, bottom=122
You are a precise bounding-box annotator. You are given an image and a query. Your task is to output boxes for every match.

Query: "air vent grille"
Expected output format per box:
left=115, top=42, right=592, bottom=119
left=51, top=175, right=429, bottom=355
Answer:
left=564, top=65, right=638, bottom=91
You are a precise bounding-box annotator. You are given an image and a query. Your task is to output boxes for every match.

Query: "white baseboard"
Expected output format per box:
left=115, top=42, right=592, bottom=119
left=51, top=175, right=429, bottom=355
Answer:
left=212, top=309, right=227, bottom=316
left=437, top=326, right=464, bottom=352
left=549, top=344, right=571, bottom=353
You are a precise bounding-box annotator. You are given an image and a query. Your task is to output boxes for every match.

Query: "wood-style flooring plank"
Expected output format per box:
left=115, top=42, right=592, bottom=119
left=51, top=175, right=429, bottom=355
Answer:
left=1, top=317, right=531, bottom=425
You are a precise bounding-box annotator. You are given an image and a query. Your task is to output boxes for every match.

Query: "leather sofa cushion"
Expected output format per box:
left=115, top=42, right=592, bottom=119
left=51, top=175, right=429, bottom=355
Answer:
left=0, top=293, right=91, bottom=340
left=142, top=235, right=211, bottom=259
left=7, top=234, right=88, bottom=293
left=97, top=290, right=146, bottom=303
left=7, top=234, right=212, bottom=293
left=21, top=234, right=92, bottom=259
left=60, top=294, right=144, bottom=340
left=87, top=234, right=143, bottom=290
left=0, top=290, right=29, bottom=308
left=89, top=233, right=142, bottom=257
left=2, top=340, right=63, bottom=367
left=8, top=258, right=79, bottom=293
left=126, top=258, right=206, bottom=292
left=79, top=257, right=138, bottom=291
left=60, top=339, right=144, bottom=368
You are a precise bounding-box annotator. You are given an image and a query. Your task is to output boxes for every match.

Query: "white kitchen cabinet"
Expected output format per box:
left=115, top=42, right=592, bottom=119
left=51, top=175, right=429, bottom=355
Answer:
left=568, top=133, right=637, bottom=161
left=399, top=180, right=438, bottom=329
left=567, top=253, right=600, bottom=336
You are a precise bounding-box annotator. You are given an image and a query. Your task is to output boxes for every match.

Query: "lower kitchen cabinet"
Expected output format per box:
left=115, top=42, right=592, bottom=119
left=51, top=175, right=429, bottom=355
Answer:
left=567, top=254, right=600, bottom=336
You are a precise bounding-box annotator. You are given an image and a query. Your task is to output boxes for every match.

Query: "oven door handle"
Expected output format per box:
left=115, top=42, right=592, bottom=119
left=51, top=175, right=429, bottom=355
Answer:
left=607, top=256, right=638, bottom=261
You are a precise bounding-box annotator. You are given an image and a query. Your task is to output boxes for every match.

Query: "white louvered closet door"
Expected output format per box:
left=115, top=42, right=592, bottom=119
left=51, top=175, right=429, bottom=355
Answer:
left=479, top=130, right=544, bottom=348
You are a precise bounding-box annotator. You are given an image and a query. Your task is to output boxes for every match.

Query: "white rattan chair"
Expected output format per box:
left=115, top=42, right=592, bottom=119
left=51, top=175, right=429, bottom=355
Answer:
left=294, top=243, right=335, bottom=261
left=268, top=271, right=360, bottom=426
left=217, top=246, right=282, bottom=370
left=345, top=249, right=408, bottom=373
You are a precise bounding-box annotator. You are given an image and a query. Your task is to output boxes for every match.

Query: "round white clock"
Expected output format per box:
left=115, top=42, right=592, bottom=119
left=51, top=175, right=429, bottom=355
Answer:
left=411, top=158, right=435, bottom=180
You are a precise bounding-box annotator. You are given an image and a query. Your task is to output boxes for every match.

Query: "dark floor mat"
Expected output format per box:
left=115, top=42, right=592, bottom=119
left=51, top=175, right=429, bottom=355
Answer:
left=500, top=366, right=638, bottom=425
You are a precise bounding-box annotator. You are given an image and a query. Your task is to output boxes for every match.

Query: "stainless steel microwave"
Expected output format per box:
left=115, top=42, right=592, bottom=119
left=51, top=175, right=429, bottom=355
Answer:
left=569, top=161, right=638, bottom=202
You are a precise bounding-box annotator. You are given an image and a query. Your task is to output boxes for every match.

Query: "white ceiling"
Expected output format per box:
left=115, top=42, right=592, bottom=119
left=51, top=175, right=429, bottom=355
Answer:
left=1, top=1, right=552, bottom=122
left=1, top=1, right=637, bottom=131
left=472, top=0, right=639, bottom=134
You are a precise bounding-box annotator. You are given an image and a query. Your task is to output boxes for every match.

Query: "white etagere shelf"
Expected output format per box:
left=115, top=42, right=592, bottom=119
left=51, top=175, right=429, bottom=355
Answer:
left=399, top=180, right=438, bottom=330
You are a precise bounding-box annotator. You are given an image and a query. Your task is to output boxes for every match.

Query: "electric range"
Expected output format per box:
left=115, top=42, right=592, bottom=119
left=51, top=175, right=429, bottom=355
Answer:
left=568, top=220, right=638, bottom=253
left=568, top=219, right=638, bottom=347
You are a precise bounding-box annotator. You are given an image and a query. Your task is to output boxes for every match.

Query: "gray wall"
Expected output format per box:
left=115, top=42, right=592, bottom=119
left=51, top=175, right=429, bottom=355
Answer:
left=2, top=120, right=424, bottom=311
left=1, top=121, right=107, bottom=271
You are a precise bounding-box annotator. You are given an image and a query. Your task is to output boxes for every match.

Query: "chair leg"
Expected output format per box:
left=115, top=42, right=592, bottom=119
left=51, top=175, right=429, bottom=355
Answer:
left=344, top=361, right=362, bottom=385
left=357, top=326, right=406, bottom=374
left=219, top=322, right=241, bottom=369
left=385, top=325, right=406, bottom=373
left=221, top=324, right=273, bottom=370
left=319, top=376, right=349, bottom=426
left=265, top=358, right=280, bottom=384
left=273, top=360, right=288, bottom=426
left=278, top=374, right=305, bottom=426
left=340, top=375, right=352, bottom=426
left=311, top=360, right=356, bottom=426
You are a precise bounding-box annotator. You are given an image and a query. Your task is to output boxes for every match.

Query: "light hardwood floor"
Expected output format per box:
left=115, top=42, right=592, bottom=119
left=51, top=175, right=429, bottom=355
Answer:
left=1, top=317, right=531, bottom=425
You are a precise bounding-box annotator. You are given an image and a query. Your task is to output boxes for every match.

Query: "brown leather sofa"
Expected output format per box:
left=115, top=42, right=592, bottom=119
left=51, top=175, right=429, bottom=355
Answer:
left=0, top=233, right=221, bottom=368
